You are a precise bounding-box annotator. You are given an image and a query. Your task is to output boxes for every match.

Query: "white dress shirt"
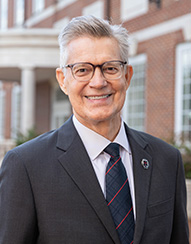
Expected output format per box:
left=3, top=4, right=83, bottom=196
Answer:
left=73, top=116, right=136, bottom=218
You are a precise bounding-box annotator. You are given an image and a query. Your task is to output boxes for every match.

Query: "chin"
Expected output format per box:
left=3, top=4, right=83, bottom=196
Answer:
left=88, top=112, right=118, bottom=123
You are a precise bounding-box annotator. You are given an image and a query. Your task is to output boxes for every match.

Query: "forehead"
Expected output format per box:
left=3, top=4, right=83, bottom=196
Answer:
left=65, top=36, right=121, bottom=64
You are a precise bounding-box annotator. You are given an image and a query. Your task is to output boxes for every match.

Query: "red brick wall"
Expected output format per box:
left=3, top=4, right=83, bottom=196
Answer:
left=25, top=0, right=33, bottom=20
left=4, top=82, right=12, bottom=139
left=32, top=0, right=98, bottom=28
left=6, top=0, right=191, bottom=31
left=7, top=0, right=14, bottom=28
left=138, top=30, right=184, bottom=139
left=45, top=0, right=56, bottom=9
left=3, top=0, right=191, bottom=141
left=35, top=81, right=51, bottom=134
left=123, top=0, right=191, bottom=32
left=119, top=0, right=190, bottom=139
left=108, top=0, right=121, bottom=23
left=2, top=82, right=20, bottom=139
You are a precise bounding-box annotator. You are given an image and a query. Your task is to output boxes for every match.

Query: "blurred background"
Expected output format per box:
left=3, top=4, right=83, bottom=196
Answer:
left=0, top=0, right=191, bottom=239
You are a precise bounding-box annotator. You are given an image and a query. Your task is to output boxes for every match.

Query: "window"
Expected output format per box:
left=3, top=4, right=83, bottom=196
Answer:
left=0, top=0, right=8, bottom=29
left=0, top=82, right=5, bottom=139
left=33, top=0, right=45, bottom=14
left=121, top=0, right=148, bottom=22
left=122, top=54, right=146, bottom=131
left=53, top=16, right=69, bottom=29
left=11, top=84, right=21, bottom=139
left=175, top=43, right=191, bottom=142
left=82, top=1, right=104, bottom=19
left=51, top=86, right=71, bottom=129
left=14, top=0, right=25, bottom=26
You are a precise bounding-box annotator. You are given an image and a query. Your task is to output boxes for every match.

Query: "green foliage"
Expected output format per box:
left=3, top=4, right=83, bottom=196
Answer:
left=184, top=162, right=191, bottom=179
left=181, top=146, right=191, bottom=179
left=15, top=128, right=39, bottom=146
left=165, top=136, right=191, bottom=179
left=175, top=144, right=191, bottom=179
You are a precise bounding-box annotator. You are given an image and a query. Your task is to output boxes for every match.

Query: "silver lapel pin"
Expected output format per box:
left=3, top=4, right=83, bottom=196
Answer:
left=141, top=159, right=149, bottom=170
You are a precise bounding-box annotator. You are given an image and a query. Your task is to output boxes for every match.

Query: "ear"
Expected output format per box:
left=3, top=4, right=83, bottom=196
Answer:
left=125, top=65, right=133, bottom=90
left=56, top=68, right=68, bottom=95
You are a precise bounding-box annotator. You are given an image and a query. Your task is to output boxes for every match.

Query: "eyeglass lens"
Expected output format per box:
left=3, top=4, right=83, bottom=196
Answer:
left=72, top=61, right=124, bottom=81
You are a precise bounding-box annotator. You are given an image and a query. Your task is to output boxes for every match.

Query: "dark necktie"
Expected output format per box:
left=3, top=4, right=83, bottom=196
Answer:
left=104, top=143, right=135, bottom=244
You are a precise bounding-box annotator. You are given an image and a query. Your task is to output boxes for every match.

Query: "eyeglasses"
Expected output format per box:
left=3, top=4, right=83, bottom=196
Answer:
left=63, top=60, right=127, bottom=82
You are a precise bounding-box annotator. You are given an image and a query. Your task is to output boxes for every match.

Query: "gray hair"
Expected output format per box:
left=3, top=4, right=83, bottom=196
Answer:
left=58, top=15, right=129, bottom=67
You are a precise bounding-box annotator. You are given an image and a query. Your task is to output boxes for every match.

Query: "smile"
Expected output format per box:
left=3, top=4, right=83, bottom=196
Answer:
left=86, top=94, right=111, bottom=100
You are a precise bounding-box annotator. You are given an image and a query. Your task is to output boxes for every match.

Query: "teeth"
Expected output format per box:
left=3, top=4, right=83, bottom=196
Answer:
left=87, top=95, right=109, bottom=100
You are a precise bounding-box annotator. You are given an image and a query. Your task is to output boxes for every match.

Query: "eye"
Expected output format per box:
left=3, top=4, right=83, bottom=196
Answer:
left=103, top=65, right=119, bottom=74
left=73, top=65, right=92, bottom=77
left=77, top=68, right=87, bottom=73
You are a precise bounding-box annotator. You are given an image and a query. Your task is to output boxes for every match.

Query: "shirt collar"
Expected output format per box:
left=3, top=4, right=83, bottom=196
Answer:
left=73, top=115, right=131, bottom=161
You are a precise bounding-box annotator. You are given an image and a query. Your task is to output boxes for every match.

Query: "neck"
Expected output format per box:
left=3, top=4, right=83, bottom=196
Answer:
left=74, top=115, right=122, bottom=141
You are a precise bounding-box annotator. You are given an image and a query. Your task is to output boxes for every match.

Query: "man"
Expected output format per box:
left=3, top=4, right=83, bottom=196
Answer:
left=0, top=16, right=189, bottom=244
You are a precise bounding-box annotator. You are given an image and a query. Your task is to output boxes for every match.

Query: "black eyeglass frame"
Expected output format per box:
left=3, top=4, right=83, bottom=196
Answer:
left=63, top=60, right=127, bottom=81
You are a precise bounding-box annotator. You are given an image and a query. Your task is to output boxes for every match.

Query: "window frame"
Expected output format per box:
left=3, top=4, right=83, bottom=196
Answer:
left=0, top=0, right=8, bottom=30
left=32, top=0, right=45, bottom=14
left=51, top=85, right=71, bottom=130
left=175, top=42, right=191, bottom=143
left=0, top=82, right=5, bottom=139
left=121, top=0, right=149, bottom=22
left=14, top=0, right=25, bottom=27
left=82, top=0, right=104, bottom=18
left=122, top=54, right=147, bottom=131
left=11, top=84, right=21, bottom=139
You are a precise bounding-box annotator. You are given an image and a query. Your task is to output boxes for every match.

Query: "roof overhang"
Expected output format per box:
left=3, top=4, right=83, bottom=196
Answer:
left=0, top=28, right=60, bottom=82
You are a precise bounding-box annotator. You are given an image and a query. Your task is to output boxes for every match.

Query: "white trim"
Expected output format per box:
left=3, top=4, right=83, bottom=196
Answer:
left=53, top=17, right=70, bottom=29
left=51, top=84, right=71, bottom=130
left=129, top=53, right=147, bottom=66
left=122, top=53, right=147, bottom=130
left=130, top=13, right=191, bottom=44
left=11, top=84, right=21, bottom=138
left=32, top=0, right=45, bottom=14
left=0, top=47, right=59, bottom=68
left=0, top=28, right=59, bottom=36
left=82, top=1, right=104, bottom=18
left=174, top=42, right=191, bottom=139
left=0, top=82, right=5, bottom=139
left=56, top=0, right=77, bottom=9
left=0, top=0, right=8, bottom=29
left=121, top=0, right=148, bottom=22
left=14, top=0, right=25, bottom=26
left=25, top=0, right=77, bottom=28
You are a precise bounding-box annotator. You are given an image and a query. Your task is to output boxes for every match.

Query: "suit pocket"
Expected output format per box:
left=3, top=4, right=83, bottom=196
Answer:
left=148, top=197, right=174, bottom=218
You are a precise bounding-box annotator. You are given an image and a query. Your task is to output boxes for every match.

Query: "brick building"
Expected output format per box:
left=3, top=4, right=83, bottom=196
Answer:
left=0, top=0, right=191, bottom=238
left=0, top=0, right=190, bottom=157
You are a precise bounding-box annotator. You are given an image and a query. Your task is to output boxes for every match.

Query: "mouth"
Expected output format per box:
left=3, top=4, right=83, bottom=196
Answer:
left=85, top=94, right=111, bottom=100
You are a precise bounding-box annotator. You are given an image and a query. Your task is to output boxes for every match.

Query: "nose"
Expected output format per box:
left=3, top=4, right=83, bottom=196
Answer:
left=89, top=67, right=107, bottom=88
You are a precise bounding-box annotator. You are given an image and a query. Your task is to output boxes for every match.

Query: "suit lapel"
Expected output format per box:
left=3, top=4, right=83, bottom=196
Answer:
left=56, top=118, right=152, bottom=244
left=56, top=117, right=121, bottom=244
left=125, top=125, right=152, bottom=244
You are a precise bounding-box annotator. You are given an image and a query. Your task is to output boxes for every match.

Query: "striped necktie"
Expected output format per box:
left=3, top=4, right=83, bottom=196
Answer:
left=104, top=143, right=135, bottom=244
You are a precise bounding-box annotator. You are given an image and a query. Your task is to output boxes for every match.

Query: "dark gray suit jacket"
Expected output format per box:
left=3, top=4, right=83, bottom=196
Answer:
left=0, top=117, right=189, bottom=244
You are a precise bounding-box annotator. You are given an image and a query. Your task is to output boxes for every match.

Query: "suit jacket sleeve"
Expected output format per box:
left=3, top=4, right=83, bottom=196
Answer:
left=170, top=150, right=189, bottom=243
left=0, top=150, right=38, bottom=244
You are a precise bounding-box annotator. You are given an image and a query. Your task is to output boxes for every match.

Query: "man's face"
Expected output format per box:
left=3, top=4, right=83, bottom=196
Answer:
left=56, top=36, right=133, bottom=129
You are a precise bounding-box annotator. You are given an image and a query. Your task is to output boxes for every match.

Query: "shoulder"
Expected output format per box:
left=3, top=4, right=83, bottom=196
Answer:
left=1, top=129, right=57, bottom=170
left=7, top=117, right=75, bottom=158
left=126, top=125, right=180, bottom=158
left=126, top=127, right=184, bottom=180
left=2, top=117, right=76, bottom=167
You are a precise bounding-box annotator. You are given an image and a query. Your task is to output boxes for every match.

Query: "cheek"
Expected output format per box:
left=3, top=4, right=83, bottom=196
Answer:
left=66, top=84, right=84, bottom=105
left=116, top=80, right=128, bottom=94
left=115, top=82, right=128, bottom=104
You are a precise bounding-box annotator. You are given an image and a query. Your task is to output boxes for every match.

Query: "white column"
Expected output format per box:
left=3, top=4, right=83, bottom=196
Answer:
left=21, top=67, right=36, bottom=134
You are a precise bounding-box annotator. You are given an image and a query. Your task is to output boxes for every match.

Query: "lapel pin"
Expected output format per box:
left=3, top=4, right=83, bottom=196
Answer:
left=141, top=159, right=149, bottom=170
